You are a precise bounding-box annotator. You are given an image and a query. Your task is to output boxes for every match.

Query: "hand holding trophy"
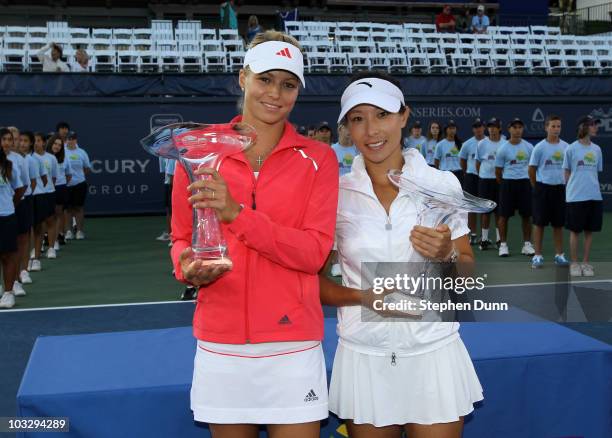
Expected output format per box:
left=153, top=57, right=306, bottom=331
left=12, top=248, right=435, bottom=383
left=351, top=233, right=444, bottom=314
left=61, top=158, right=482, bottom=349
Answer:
left=141, top=122, right=256, bottom=272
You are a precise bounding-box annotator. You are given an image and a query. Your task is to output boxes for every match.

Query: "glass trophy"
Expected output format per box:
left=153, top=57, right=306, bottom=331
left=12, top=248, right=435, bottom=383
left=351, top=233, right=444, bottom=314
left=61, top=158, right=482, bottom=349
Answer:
left=141, top=122, right=256, bottom=267
left=385, top=169, right=497, bottom=316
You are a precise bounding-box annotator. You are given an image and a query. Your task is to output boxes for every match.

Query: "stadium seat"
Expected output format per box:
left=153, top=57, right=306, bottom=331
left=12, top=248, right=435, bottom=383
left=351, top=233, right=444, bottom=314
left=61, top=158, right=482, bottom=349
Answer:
left=406, top=52, right=429, bottom=73
left=227, top=50, right=245, bottom=72
left=509, top=53, right=532, bottom=74
left=387, top=52, right=410, bottom=73
left=306, top=51, right=330, bottom=73
left=451, top=53, right=474, bottom=74
left=472, top=53, right=493, bottom=74
left=92, top=49, right=116, bottom=73
left=490, top=53, right=512, bottom=74
left=546, top=54, right=566, bottom=74
left=427, top=52, right=449, bottom=73
left=328, top=52, right=348, bottom=73
left=1, top=48, right=27, bottom=72
left=117, top=49, right=140, bottom=73
left=369, top=52, right=390, bottom=71
left=204, top=51, right=227, bottom=72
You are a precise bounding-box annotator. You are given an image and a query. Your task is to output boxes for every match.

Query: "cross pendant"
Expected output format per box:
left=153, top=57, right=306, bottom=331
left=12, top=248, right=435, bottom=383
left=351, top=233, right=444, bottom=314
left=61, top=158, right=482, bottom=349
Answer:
left=256, top=155, right=264, bottom=167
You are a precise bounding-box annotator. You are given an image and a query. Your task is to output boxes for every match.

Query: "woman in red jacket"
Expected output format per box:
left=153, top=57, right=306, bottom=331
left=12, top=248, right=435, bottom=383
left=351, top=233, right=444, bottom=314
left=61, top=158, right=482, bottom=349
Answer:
left=171, top=31, right=339, bottom=438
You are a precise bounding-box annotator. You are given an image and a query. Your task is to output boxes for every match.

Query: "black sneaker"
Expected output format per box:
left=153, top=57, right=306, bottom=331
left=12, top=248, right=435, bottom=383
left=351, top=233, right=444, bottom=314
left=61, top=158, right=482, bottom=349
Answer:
left=58, top=233, right=66, bottom=245
left=469, top=234, right=478, bottom=245
left=43, top=234, right=49, bottom=248
left=479, top=239, right=492, bottom=250
left=181, top=287, right=197, bottom=301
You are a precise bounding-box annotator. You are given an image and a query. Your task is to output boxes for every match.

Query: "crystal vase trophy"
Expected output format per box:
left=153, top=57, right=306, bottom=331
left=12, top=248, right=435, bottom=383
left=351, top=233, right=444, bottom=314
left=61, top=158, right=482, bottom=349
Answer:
left=141, top=122, right=256, bottom=267
left=385, top=169, right=497, bottom=314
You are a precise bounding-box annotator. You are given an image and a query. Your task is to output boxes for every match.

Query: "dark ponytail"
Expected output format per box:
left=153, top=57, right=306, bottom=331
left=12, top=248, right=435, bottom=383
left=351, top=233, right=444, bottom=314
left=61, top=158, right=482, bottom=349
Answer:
left=0, top=128, right=13, bottom=181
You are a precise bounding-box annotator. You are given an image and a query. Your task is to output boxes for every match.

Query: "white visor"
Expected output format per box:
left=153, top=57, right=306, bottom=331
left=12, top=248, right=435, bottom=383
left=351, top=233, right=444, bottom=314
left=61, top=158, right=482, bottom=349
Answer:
left=338, top=77, right=405, bottom=123
left=243, top=40, right=305, bottom=87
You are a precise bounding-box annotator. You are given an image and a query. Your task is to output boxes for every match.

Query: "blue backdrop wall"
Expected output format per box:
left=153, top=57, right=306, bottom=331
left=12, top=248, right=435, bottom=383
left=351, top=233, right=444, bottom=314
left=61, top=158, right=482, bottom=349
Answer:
left=1, top=74, right=610, bottom=215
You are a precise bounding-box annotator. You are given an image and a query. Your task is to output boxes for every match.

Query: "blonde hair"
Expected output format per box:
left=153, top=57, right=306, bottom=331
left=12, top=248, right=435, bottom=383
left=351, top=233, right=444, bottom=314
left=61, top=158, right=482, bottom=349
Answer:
left=248, top=15, right=259, bottom=29
left=247, top=30, right=302, bottom=53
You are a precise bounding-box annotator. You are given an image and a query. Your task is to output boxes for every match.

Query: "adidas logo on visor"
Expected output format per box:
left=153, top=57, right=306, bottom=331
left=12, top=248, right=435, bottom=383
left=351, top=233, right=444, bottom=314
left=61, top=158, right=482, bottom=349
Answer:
left=275, top=47, right=292, bottom=58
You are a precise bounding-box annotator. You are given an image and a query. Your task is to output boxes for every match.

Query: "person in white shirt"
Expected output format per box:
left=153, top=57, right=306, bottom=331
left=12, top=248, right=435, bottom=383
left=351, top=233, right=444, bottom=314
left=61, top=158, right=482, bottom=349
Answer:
left=47, top=135, right=72, bottom=257
left=71, top=48, right=91, bottom=73
left=17, top=132, right=39, bottom=285
left=37, top=42, right=70, bottom=73
left=471, top=5, right=490, bottom=34
left=320, top=72, right=482, bottom=438
left=64, top=132, right=91, bottom=240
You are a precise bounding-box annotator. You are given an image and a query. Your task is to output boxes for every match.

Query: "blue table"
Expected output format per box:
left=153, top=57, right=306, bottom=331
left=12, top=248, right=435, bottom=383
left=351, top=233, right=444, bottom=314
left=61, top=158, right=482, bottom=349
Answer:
left=17, top=320, right=612, bottom=438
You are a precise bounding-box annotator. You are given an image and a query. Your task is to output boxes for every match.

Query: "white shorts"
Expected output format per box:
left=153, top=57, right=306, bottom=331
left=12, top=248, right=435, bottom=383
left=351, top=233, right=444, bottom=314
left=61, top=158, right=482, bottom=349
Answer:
left=191, top=342, right=329, bottom=424
left=329, top=337, right=483, bottom=426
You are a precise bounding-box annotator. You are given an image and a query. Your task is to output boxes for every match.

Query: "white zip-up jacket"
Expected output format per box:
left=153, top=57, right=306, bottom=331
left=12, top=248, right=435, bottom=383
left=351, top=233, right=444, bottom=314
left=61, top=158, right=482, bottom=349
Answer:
left=335, top=149, right=470, bottom=358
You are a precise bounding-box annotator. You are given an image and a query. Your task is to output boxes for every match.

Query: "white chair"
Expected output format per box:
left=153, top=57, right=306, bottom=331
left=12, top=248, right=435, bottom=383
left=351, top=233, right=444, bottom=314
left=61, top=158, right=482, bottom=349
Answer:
left=440, top=41, right=458, bottom=55
left=334, top=30, right=355, bottom=42
left=311, top=40, right=333, bottom=52
left=218, top=29, right=241, bottom=41
left=6, top=26, right=26, bottom=38
left=201, top=39, right=223, bottom=52
left=406, top=52, right=429, bottom=73
left=347, top=52, right=370, bottom=71
left=179, top=49, right=203, bottom=73
left=580, top=54, right=600, bottom=74
left=387, top=26, right=405, bottom=43
left=419, top=42, right=439, bottom=54
left=563, top=55, right=584, bottom=74
left=451, top=53, right=473, bottom=74
left=490, top=54, right=511, bottom=74
left=564, top=45, right=580, bottom=56
left=158, top=45, right=181, bottom=72
left=370, top=31, right=388, bottom=42
left=306, top=51, right=330, bottom=73
left=70, top=37, right=91, bottom=51
left=92, top=50, right=116, bottom=72
left=227, top=50, right=245, bottom=72
left=420, top=24, right=436, bottom=33
left=474, top=41, right=492, bottom=55
left=204, top=51, right=227, bottom=72
left=457, top=43, right=475, bottom=55
left=328, top=52, right=349, bottom=73
left=338, top=40, right=358, bottom=53
left=388, top=52, right=409, bottom=73
left=117, top=49, right=140, bottom=73
left=198, top=29, right=217, bottom=41
left=3, top=36, right=26, bottom=50
left=27, top=26, right=48, bottom=39
left=492, top=43, right=509, bottom=55
left=544, top=35, right=560, bottom=46
left=459, top=34, right=475, bottom=45
left=353, top=22, right=373, bottom=32
left=91, top=38, right=112, bottom=51
left=510, top=53, right=532, bottom=74
left=284, top=21, right=301, bottom=33
left=289, top=30, right=309, bottom=41
left=474, top=34, right=492, bottom=46
left=400, top=41, right=420, bottom=54
left=223, top=39, right=244, bottom=52
left=497, top=26, right=514, bottom=35
left=492, top=34, right=510, bottom=45
left=336, top=22, right=355, bottom=32
left=545, top=44, right=564, bottom=56
left=354, top=41, right=376, bottom=53
left=92, top=28, right=112, bottom=40
left=546, top=54, right=566, bottom=74
left=300, top=41, right=318, bottom=53
left=427, top=52, right=449, bottom=73
left=558, top=35, right=577, bottom=46
left=2, top=48, right=27, bottom=72
left=369, top=53, right=389, bottom=71
left=527, top=35, right=544, bottom=46
left=408, top=35, right=425, bottom=46
left=133, top=38, right=153, bottom=52
left=309, top=30, right=329, bottom=41
left=529, top=55, right=549, bottom=75
left=26, top=37, right=46, bottom=52
left=597, top=49, right=612, bottom=74
left=510, top=43, right=529, bottom=55
left=27, top=51, right=43, bottom=72
left=404, top=23, right=424, bottom=35
left=528, top=43, right=545, bottom=56
left=377, top=41, right=399, bottom=53
left=133, top=29, right=152, bottom=41
left=471, top=53, right=492, bottom=74
left=139, top=50, right=159, bottom=73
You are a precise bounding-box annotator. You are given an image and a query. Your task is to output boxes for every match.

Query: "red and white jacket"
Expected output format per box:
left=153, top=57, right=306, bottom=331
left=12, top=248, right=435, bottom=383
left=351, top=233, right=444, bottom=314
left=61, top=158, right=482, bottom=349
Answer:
left=171, top=116, right=339, bottom=344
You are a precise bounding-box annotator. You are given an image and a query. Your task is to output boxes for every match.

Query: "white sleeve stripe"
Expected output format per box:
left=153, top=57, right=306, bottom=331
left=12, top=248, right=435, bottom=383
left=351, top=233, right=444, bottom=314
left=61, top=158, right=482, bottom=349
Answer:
left=293, top=148, right=319, bottom=172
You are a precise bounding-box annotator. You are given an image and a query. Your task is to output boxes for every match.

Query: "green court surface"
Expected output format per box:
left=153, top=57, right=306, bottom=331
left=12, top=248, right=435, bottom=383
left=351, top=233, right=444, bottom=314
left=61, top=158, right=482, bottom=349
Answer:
left=6, top=213, right=612, bottom=310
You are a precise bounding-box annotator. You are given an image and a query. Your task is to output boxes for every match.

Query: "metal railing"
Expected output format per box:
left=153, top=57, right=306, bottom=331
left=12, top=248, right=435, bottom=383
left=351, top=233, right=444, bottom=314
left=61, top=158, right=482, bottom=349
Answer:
left=550, top=2, right=612, bottom=35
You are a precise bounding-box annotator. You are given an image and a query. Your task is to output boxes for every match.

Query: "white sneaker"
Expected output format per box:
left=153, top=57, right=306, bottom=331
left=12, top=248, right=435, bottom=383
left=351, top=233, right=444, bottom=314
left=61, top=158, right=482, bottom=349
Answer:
left=330, top=263, right=342, bottom=277
left=30, top=259, right=42, bottom=271
left=581, top=263, right=594, bottom=277
left=0, top=292, right=15, bottom=309
left=53, top=241, right=60, bottom=251
left=168, top=241, right=173, bottom=248
left=498, top=242, right=509, bottom=257
left=65, top=230, right=74, bottom=240
left=570, top=262, right=582, bottom=277
left=76, top=231, right=85, bottom=240
left=156, top=231, right=170, bottom=241
left=521, top=241, right=535, bottom=256
left=20, top=270, right=32, bottom=284
left=46, top=248, right=57, bottom=259
left=13, top=281, right=26, bottom=297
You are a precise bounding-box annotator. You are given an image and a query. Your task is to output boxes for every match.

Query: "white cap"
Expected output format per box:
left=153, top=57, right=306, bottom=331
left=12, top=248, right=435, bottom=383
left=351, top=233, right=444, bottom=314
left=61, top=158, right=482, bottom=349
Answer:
left=477, top=5, right=485, bottom=11
left=337, top=77, right=405, bottom=123
left=243, top=40, right=305, bottom=87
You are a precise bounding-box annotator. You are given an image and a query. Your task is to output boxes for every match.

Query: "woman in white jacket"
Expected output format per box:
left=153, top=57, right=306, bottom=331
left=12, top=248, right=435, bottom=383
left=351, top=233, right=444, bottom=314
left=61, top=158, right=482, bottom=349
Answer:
left=320, top=71, right=483, bottom=438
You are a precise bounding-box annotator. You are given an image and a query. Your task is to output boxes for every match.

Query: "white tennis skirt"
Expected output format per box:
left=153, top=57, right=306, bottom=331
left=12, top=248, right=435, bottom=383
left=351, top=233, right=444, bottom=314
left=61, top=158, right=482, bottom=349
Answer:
left=329, top=338, right=483, bottom=427
left=191, top=342, right=329, bottom=424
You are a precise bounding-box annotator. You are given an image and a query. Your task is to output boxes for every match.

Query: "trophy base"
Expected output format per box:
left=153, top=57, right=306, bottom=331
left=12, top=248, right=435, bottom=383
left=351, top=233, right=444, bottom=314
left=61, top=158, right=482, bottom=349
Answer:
left=198, top=258, right=233, bottom=268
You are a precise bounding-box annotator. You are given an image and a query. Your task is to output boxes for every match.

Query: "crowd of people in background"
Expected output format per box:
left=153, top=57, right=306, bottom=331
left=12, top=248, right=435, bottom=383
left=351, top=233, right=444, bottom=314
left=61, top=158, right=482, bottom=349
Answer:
left=0, top=122, right=91, bottom=309
left=287, top=112, right=603, bottom=278
left=436, top=4, right=492, bottom=34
